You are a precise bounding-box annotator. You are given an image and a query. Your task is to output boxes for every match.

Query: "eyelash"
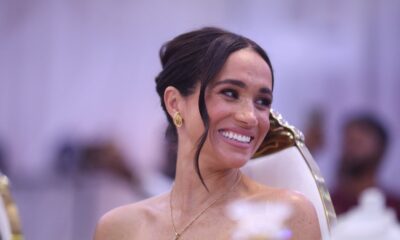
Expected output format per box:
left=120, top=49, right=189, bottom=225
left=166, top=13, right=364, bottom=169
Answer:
left=255, top=97, right=272, bottom=108
left=219, top=89, right=272, bottom=108
left=220, top=88, right=238, bottom=99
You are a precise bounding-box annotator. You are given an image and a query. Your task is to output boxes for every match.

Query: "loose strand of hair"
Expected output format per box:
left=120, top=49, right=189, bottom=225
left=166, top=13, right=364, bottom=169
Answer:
left=194, top=125, right=209, bottom=192
left=194, top=80, right=211, bottom=191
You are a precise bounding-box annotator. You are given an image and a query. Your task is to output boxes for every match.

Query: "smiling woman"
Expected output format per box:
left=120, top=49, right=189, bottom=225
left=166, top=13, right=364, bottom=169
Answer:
left=198, top=48, right=272, bottom=171
left=93, top=27, right=321, bottom=240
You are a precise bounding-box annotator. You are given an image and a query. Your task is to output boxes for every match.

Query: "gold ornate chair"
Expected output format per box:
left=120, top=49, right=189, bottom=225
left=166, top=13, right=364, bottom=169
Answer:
left=0, top=173, right=23, bottom=240
left=242, top=109, right=336, bottom=239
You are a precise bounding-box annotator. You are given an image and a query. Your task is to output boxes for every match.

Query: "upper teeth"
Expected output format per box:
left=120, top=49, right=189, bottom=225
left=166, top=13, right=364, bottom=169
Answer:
left=221, top=131, right=251, bottom=143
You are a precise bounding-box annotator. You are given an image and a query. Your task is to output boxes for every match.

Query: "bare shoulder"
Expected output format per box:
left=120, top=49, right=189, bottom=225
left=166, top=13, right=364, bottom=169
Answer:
left=272, top=189, right=321, bottom=240
left=93, top=193, right=169, bottom=240
left=246, top=182, right=321, bottom=240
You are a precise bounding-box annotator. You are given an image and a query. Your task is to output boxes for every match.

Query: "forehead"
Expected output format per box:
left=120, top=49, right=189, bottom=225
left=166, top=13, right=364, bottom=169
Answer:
left=214, top=48, right=272, bottom=89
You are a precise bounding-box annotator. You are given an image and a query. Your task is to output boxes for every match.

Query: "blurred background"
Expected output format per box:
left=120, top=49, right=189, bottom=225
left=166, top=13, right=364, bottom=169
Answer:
left=0, top=0, right=399, bottom=239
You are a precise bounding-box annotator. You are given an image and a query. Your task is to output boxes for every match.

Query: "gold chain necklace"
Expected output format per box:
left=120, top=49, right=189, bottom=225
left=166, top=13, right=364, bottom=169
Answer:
left=169, top=172, right=241, bottom=240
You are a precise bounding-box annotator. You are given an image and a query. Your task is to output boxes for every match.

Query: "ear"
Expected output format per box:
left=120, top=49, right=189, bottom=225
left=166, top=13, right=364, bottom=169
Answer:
left=164, top=86, right=184, bottom=118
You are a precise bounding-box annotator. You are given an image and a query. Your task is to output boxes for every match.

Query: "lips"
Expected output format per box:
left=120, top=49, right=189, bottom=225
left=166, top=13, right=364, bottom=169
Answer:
left=219, top=129, right=254, bottom=144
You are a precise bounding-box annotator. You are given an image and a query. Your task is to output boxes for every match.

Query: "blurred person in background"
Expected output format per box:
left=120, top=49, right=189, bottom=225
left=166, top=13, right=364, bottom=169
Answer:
left=330, top=114, right=400, bottom=220
left=56, top=139, right=153, bottom=197
left=57, top=140, right=138, bottom=183
left=0, top=139, right=9, bottom=176
left=304, top=109, right=326, bottom=157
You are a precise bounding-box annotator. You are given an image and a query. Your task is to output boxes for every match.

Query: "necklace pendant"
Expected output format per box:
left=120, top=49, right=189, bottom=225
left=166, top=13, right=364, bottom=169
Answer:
left=174, top=233, right=180, bottom=240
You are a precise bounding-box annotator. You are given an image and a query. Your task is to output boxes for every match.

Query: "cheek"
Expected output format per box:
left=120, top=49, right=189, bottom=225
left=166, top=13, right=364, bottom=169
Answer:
left=206, top=99, right=229, bottom=123
left=266, top=120, right=270, bottom=134
left=260, top=114, right=270, bottom=135
left=256, top=115, right=270, bottom=143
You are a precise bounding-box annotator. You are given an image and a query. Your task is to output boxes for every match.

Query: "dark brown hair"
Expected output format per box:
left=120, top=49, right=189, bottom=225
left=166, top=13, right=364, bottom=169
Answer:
left=155, top=27, right=274, bottom=189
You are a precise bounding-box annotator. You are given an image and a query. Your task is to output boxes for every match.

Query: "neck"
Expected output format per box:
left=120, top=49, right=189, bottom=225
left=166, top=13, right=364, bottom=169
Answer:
left=172, top=153, right=241, bottom=213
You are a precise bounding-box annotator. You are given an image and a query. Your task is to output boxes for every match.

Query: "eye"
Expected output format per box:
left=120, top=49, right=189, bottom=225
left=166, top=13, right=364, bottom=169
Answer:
left=255, top=97, right=272, bottom=108
left=220, top=88, right=239, bottom=99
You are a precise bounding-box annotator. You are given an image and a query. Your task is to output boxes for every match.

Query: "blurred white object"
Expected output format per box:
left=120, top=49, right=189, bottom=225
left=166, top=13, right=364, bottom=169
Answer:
left=227, top=200, right=292, bottom=240
left=331, top=188, right=400, bottom=240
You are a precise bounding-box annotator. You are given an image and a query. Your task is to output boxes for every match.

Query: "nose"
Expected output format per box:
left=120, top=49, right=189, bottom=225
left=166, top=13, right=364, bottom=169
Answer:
left=234, top=100, right=258, bottom=127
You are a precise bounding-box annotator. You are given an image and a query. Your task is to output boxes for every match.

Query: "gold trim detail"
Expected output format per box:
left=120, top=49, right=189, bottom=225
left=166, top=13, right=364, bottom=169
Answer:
left=173, top=112, right=183, bottom=128
left=0, top=173, right=24, bottom=240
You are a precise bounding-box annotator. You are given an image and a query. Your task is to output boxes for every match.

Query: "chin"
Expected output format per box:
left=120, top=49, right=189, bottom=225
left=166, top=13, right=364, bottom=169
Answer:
left=218, top=151, right=252, bottom=169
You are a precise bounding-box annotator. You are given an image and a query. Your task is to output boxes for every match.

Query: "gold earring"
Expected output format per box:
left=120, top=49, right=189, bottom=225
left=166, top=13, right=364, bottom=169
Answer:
left=173, top=112, right=183, bottom=128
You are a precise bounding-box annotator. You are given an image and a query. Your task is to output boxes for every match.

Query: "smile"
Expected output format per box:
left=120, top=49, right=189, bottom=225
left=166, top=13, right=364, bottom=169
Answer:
left=219, top=130, right=253, bottom=143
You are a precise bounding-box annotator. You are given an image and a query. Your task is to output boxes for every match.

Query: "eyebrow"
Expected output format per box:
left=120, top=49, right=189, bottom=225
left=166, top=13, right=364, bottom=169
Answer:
left=212, top=79, right=272, bottom=95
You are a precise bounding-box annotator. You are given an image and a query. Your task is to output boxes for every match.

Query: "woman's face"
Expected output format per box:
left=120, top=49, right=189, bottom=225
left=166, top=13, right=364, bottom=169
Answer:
left=182, top=48, right=273, bottom=170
